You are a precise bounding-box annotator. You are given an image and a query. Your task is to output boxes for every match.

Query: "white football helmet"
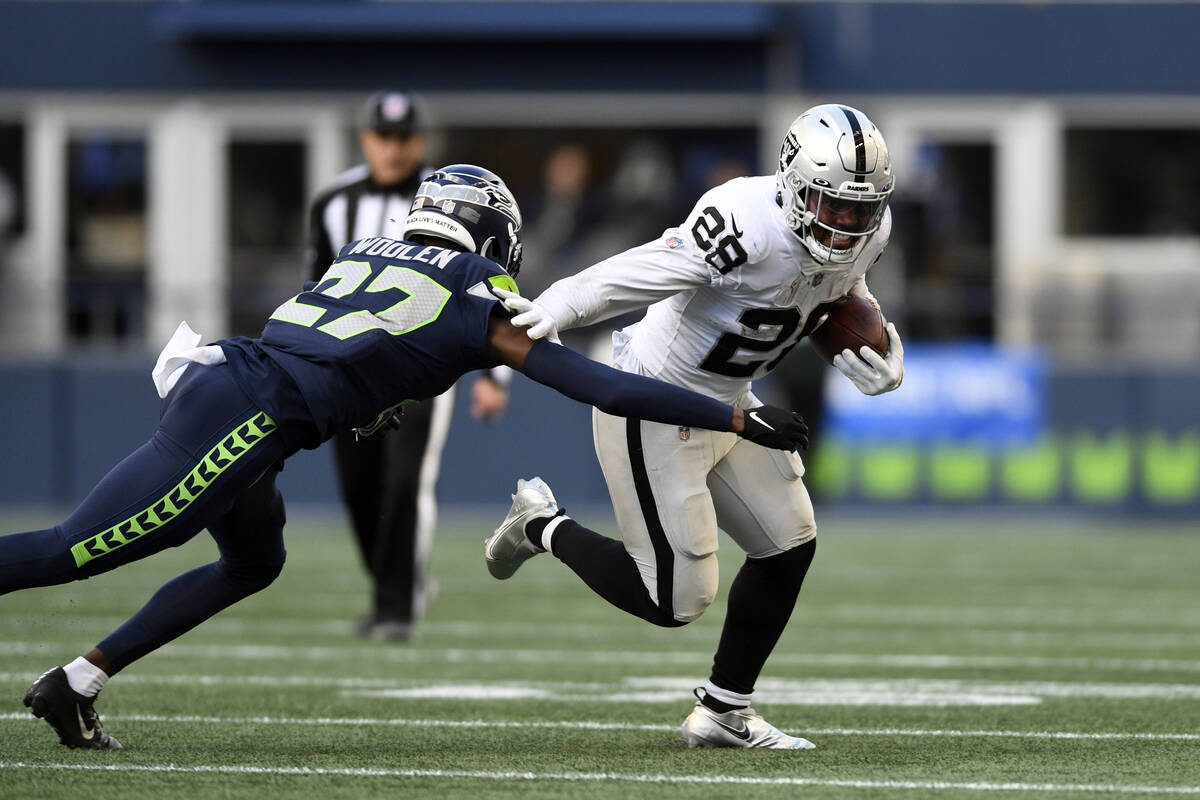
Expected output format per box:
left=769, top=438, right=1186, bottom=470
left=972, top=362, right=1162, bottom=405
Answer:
left=776, top=104, right=894, bottom=264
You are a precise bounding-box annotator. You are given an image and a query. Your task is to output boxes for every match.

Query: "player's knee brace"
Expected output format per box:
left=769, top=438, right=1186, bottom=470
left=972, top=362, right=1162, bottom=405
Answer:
left=667, top=550, right=720, bottom=624
left=671, top=586, right=716, bottom=624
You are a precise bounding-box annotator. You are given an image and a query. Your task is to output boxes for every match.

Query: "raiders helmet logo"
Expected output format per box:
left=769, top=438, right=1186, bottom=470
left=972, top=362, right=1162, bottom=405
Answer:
left=779, top=132, right=800, bottom=170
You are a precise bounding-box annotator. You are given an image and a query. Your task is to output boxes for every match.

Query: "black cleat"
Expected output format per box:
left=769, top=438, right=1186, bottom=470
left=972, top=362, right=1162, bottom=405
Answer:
left=23, top=667, right=122, bottom=750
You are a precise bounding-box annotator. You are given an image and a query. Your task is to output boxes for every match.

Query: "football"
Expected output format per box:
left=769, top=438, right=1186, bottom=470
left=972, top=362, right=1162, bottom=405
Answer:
left=807, top=295, right=889, bottom=366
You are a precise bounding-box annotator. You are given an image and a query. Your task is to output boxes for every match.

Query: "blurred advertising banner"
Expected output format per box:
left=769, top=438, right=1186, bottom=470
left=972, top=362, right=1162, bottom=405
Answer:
left=824, top=343, right=1047, bottom=447
left=809, top=344, right=1199, bottom=510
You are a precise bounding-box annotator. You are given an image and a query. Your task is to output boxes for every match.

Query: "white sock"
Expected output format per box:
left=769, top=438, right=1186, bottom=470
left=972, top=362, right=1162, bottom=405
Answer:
left=704, top=680, right=752, bottom=710
left=541, top=514, right=570, bottom=556
left=64, top=656, right=109, bottom=698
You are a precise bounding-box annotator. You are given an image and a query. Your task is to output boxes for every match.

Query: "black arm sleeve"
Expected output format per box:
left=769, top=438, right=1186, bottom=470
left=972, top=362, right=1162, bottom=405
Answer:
left=520, top=339, right=734, bottom=432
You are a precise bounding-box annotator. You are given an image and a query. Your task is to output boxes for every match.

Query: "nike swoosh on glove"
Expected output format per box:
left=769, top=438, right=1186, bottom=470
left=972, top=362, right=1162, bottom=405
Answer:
left=494, top=287, right=561, bottom=343
left=739, top=405, right=810, bottom=451
left=832, top=322, right=905, bottom=396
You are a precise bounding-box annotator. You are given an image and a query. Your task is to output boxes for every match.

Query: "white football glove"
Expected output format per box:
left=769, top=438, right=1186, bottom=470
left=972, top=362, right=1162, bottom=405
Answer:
left=494, top=287, right=561, bottom=343
left=832, top=322, right=905, bottom=396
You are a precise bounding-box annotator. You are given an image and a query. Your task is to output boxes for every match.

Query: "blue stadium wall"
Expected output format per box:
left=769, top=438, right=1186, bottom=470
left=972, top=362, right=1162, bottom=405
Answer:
left=1, top=360, right=1197, bottom=513
left=0, top=359, right=605, bottom=510
left=2, top=1, right=1197, bottom=514
left=0, top=2, right=1197, bottom=95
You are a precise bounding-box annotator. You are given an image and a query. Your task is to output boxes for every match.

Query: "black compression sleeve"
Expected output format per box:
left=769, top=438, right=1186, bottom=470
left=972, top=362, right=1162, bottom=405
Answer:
left=520, top=339, right=734, bottom=432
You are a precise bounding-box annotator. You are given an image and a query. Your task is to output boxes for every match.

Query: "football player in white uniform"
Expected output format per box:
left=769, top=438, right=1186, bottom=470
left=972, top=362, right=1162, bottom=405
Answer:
left=485, top=105, right=905, bottom=749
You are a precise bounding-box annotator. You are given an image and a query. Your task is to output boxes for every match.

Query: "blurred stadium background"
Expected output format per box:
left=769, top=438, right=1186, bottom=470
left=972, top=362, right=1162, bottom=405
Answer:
left=1, top=1, right=1198, bottom=514
left=2, top=2, right=1200, bottom=796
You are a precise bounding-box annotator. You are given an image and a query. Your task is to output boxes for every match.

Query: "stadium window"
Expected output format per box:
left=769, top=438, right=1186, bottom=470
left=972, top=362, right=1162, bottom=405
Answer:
left=0, top=122, right=24, bottom=325
left=0, top=122, right=25, bottom=240
left=1065, top=128, right=1200, bottom=236
left=226, top=139, right=306, bottom=337
left=437, top=125, right=758, bottom=299
left=65, top=136, right=147, bottom=346
left=888, top=142, right=996, bottom=341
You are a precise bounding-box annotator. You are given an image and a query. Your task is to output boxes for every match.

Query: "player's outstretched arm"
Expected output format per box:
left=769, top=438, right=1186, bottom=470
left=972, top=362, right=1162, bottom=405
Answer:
left=486, top=316, right=808, bottom=451
left=493, top=288, right=559, bottom=342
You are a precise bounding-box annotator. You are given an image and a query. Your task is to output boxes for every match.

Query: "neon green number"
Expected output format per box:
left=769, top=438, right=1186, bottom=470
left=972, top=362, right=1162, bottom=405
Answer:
left=270, top=260, right=450, bottom=340
left=269, top=260, right=372, bottom=327
left=318, top=266, right=450, bottom=340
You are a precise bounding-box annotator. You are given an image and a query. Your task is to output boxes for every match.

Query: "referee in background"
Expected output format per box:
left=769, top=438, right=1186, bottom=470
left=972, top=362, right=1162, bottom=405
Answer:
left=307, top=90, right=511, bottom=641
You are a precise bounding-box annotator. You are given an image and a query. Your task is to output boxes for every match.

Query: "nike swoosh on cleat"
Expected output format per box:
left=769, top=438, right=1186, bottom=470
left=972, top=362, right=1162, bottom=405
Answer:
left=748, top=411, right=774, bottom=431
left=76, top=707, right=94, bottom=741
left=711, top=717, right=751, bottom=741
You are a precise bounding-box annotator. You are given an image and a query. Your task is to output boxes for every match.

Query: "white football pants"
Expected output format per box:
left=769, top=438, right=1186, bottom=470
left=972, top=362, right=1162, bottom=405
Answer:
left=592, top=407, right=816, bottom=623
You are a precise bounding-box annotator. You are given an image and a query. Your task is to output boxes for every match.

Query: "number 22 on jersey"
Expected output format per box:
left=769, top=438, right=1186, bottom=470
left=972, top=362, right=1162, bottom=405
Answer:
left=270, top=259, right=451, bottom=340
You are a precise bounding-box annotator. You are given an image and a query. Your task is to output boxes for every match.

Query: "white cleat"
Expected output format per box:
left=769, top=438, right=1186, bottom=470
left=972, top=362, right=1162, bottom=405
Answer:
left=485, top=477, right=559, bottom=579
left=681, top=702, right=816, bottom=750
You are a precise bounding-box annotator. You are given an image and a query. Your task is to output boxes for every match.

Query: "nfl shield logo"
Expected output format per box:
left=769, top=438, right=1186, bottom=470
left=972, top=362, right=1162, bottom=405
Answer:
left=666, top=236, right=683, bottom=249
left=441, top=200, right=455, bottom=214
left=679, top=426, right=691, bottom=441
left=382, top=94, right=410, bottom=121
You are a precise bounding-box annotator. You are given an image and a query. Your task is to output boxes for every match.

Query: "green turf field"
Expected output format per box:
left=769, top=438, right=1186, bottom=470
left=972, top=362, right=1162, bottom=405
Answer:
left=1, top=507, right=1198, bottom=799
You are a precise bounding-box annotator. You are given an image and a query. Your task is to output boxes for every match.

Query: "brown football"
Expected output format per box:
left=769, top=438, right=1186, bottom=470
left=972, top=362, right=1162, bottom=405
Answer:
left=807, top=295, right=889, bottom=366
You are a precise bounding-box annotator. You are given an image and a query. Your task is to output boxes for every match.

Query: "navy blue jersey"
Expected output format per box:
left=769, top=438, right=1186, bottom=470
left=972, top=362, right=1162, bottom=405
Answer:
left=225, top=237, right=515, bottom=442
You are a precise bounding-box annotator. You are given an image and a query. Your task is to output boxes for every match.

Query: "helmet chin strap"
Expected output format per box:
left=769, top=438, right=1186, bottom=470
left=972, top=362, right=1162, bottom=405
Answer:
left=479, top=236, right=496, bottom=261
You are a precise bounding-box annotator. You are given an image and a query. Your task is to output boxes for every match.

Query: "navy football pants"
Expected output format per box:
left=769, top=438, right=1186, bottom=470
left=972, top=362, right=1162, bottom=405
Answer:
left=0, top=363, right=298, bottom=673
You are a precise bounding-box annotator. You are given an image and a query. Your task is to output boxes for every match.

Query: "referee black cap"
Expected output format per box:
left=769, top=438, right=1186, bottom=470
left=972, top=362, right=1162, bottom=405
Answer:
left=363, top=90, right=423, bottom=136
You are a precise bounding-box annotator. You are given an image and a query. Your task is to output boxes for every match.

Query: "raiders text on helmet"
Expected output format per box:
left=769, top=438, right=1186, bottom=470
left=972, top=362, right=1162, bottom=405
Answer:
left=402, top=164, right=524, bottom=277
left=776, top=104, right=893, bottom=265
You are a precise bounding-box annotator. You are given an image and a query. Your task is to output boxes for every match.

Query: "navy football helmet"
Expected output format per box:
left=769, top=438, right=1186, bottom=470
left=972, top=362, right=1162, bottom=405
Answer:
left=402, top=164, right=524, bottom=277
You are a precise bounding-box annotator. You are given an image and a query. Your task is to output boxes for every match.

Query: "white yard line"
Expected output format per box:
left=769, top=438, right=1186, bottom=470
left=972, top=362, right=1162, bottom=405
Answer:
left=4, top=671, right=1200, bottom=705
left=342, top=675, right=1200, bottom=705
left=820, top=604, right=1200, bottom=628
left=7, top=606, right=1199, bottom=634
left=2, top=712, right=1198, bottom=742
left=347, top=686, right=1046, bottom=706
left=0, top=761, right=1197, bottom=794
left=822, top=629, right=1197, bottom=650
left=3, top=641, right=1200, bottom=673
left=2, top=670, right=1199, bottom=695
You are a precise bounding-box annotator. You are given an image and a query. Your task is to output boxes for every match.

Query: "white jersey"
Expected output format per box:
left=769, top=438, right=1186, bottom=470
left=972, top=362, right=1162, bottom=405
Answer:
left=535, top=175, right=891, bottom=405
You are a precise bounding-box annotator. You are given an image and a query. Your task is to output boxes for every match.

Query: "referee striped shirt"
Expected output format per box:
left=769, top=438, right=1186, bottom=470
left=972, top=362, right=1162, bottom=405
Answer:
left=307, top=164, right=433, bottom=282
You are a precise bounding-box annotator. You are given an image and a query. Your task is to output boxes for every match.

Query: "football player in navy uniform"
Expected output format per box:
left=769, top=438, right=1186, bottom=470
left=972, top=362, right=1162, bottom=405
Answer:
left=308, top=91, right=510, bottom=641
left=2, top=165, right=808, bottom=751
left=484, top=106, right=905, bottom=749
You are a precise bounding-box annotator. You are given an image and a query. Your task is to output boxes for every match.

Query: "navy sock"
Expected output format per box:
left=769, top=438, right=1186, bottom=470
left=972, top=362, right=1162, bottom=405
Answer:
left=98, top=557, right=283, bottom=673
